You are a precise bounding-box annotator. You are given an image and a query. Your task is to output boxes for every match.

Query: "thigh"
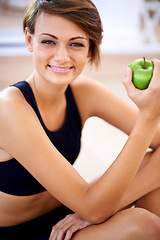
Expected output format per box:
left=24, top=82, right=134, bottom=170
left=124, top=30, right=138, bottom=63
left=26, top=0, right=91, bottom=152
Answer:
left=117, top=148, right=160, bottom=211
left=72, top=208, right=160, bottom=240
left=135, top=187, right=160, bottom=217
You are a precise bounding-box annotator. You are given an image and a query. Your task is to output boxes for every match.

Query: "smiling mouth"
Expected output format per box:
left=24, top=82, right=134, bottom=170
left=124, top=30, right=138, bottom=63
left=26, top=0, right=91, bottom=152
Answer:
left=48, top=65, right=74, bottom=73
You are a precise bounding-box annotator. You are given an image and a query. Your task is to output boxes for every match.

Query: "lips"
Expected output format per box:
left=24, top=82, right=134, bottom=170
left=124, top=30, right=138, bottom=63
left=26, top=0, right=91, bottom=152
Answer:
left=48, top=65, right=74, bottom=73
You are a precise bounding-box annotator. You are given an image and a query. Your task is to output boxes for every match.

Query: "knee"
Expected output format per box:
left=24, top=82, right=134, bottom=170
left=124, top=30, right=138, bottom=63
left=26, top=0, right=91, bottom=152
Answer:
left=127, top=208, right=160, bottom=240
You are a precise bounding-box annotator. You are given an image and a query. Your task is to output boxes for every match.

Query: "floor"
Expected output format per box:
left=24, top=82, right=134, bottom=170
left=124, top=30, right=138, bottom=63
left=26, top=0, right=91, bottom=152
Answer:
left=0, top=3, right=160, bottom=182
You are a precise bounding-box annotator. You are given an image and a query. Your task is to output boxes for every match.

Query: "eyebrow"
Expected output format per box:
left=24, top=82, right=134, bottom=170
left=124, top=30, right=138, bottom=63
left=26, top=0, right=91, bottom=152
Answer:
left=39, top=33, right=88, bottom=41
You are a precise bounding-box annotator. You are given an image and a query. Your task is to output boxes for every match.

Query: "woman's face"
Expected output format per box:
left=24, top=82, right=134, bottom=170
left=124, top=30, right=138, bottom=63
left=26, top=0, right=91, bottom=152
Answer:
left=25, top=12, right=90, bottom=86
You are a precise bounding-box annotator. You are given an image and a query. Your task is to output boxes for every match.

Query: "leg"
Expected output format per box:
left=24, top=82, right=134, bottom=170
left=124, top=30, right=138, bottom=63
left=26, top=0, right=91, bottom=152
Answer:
left=72, top=208, right=160, bottom=240
left=133, top=147, right=160, bottom=217
left=135, top=187, right=160, bottom=217
left=118, top=147, right=160, bottom=216
left=116, top=147, right=160, bottom=211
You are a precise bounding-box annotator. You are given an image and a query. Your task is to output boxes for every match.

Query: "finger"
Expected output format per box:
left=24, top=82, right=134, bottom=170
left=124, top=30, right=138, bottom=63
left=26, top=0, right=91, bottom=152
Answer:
left=64, top=221, right=91, bottom=240
left=49, top=228, right=64, bottom=240
left=57, top=229, right=65, bottom=240
left=55, top=214, right=73, bottom=229
left=123, top=67, right=139, bottom=99
left=49, top=224, right=63, bottom=240
left=49, top=228, right=57, bottom=240
left=49, top=226, right=67, bottom=240
left=49, top=215, right=72, bottom=240
left=64, top=229, right=75, bottom=240
left=123, top=67, right=133, bottom=90
left=64, top=225, right=80, bottom=240
left=50, top=219, right=75, bottom=240
left=49, top=224, right=61, bottom=240
left=57, top=221, right=75, bottom=239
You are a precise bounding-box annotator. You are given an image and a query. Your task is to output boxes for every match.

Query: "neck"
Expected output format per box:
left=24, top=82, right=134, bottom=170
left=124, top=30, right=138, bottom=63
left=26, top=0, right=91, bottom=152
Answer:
left=27, top=72, right=68, bottom=107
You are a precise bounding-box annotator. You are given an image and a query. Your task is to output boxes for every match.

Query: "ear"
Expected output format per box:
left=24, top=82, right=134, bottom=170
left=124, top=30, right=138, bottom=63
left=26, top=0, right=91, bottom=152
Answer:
left=25, top=27, right=33, bottom=52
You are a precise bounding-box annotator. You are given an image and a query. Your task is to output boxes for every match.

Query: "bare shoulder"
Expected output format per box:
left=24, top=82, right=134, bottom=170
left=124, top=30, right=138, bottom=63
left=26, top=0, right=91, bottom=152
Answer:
left=70, top=75, right=102, bottom=124
left=71, top=74, right=118, bottom=102
left=0, top=86, right=25, bottom=122
left=70, top=75, right=119, bottom=122
left=0, top=86, right=41, bottom=149
left=0, top=86, right=30, bottom=157
left=71, top=74, right=103, bottom=91
left=0, top=85, right=27, bottom=110
left=0, top=86, right=34, bottom=127
left=71, top=74, right=137, bottom=133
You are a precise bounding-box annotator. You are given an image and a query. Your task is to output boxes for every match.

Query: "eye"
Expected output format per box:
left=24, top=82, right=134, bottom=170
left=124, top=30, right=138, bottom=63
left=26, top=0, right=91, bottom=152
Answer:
left=70, top=42, right=84, bottom=47
left=41, top=40, right=55, bottom=45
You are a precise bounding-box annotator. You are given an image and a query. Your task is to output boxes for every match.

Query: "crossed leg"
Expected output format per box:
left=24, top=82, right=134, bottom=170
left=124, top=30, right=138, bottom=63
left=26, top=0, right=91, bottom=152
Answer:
left=115, top=146, right=160, bottom=212
left=135, top=149, right=160, bottom=217
left=72, top=208, right=160, bottom=240
left=72, top=146, right=160, bottom=240
left=136, top=187, right=160, bottom=217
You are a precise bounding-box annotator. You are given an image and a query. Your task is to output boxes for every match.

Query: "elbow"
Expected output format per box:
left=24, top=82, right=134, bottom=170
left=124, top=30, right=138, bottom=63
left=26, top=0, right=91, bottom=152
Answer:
left=88, top=216, right=106, bottom=225
left=84, top=210, right=112, bottom=225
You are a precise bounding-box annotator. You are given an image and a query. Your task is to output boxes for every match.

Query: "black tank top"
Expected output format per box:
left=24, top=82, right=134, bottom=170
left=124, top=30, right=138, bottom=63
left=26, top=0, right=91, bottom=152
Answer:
left=0, top=81, right=81, bottom=196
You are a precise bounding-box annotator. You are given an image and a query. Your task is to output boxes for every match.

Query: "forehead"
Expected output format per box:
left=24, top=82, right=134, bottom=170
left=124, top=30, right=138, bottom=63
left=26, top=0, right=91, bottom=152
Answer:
left=34, top=12, right=88, bottom=39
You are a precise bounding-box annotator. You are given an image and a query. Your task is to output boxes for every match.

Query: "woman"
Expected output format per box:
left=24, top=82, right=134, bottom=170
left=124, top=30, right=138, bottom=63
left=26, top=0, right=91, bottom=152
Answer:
left=0, top=0, right=160, bottom=239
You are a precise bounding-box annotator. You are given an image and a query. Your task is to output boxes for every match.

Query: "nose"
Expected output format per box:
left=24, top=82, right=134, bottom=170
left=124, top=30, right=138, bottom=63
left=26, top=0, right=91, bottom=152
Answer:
left=54, top=44, right=70, bottom=64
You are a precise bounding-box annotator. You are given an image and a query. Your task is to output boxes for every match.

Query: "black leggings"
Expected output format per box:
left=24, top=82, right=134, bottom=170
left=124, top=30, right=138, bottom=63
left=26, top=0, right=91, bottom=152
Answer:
left=0, top=205, right=73, bottom=240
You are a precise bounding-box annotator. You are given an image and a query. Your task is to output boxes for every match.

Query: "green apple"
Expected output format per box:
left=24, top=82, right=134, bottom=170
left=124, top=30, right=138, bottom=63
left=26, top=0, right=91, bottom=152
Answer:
left=128, top=57, right=154, bottom=90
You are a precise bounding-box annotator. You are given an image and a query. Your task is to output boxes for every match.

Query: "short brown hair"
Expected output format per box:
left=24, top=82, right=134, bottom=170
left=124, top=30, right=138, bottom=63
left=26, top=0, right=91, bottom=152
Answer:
left=23, top=0, right=103, bottom=67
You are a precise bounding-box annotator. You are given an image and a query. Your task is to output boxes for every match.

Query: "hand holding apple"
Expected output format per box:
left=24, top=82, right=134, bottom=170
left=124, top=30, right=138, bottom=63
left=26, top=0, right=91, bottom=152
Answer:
left=128, top=57, right=154, bottom=90
left=124, top=59, right=160, bottom=119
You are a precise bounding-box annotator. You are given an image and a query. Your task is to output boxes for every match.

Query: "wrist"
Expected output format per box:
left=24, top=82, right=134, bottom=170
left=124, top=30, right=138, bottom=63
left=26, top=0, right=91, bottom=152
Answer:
left=138, top=109, right=160, bottom=126
left=132, top=110, right=160, bottom=148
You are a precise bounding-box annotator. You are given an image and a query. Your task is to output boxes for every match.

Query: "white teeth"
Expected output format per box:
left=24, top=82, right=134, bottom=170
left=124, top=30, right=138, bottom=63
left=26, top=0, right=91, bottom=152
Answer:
left=49, top=65, right=71, bottom=71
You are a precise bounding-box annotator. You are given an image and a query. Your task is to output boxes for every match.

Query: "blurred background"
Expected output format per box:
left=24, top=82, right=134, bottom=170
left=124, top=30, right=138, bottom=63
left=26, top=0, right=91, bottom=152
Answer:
left=0, top=0, right=160, bottom=181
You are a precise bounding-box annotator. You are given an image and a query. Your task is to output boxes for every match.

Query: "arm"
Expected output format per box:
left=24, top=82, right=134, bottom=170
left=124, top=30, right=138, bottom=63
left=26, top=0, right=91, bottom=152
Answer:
left=0, top=60, right=160, bottom=224
left=115, top=148, right=160, bottom=213
left=72, top=74, right=160, bottom=151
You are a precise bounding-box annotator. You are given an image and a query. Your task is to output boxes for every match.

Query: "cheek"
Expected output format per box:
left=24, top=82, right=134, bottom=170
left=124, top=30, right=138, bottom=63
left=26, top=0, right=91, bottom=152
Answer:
left=76, top=51, right=88, bottom=66
left=33, top=47, right=51, bottom=66
left=79, top=58, right=88, bottom=72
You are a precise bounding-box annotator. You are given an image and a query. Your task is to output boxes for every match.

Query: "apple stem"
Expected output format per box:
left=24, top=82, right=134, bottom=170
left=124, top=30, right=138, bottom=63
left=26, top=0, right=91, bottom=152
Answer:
left=143, top=57, right=146, bottom=69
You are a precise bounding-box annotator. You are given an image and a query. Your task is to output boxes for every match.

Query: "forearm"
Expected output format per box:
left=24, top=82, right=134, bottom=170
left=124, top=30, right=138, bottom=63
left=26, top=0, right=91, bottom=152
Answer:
left=115, top=146, right=160, bottom=213
left=85, top=111, right=159, bottom=223
left=121, top=105, right=160, bottom=150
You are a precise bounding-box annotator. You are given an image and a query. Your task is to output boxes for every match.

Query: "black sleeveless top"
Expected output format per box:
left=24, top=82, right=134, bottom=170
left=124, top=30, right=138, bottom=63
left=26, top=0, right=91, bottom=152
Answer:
left=0, top=81, right=81, bottom=196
